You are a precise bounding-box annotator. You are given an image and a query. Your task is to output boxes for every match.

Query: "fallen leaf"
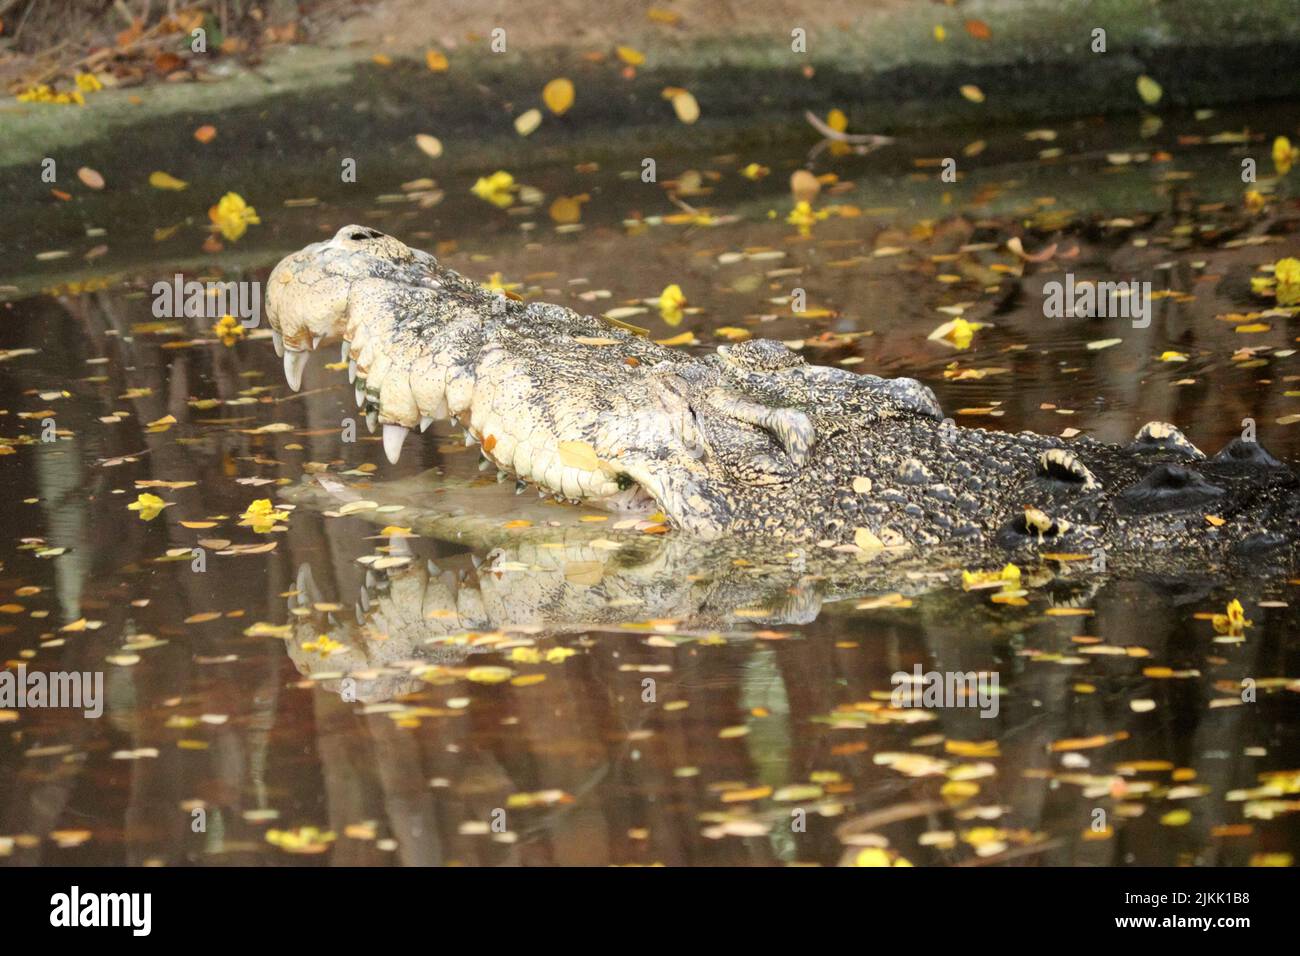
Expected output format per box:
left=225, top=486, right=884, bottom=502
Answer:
left=543, top=77, right=575, bottom=115
left=149, top=171, right=188, bottom=191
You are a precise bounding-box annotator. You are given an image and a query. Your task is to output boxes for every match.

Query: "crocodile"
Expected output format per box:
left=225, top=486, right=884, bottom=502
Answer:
left=264, top=226, right=1300, bottom=573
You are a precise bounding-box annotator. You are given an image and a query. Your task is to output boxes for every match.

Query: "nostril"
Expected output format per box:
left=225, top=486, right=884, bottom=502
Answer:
left=349, top=232, right=369, bottom=241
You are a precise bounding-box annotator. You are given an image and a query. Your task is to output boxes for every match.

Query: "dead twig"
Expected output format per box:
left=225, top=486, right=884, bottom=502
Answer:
left=804, top=108, right=895, bottom=150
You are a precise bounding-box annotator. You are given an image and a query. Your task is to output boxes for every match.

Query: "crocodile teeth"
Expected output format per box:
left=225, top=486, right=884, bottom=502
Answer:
left=419, top=416, right=434, bottom=432
left=365, top=409, right=377, bottom=433
left=464, top=432, right=476, bottom=447
left=272, top=330, right=285, bottom=357
left=383, top=424, right=408, bottom=464
left=348, top=359, right=357, bottom=383
left=284, top=350, right=308, bottom=391
left=354, top=384, right=366, bottom=407
left=515, top=480, right=527, bottom=494
left=312, top=334, right=324, bottom=350
left=340, top=341, right=350, bottom=363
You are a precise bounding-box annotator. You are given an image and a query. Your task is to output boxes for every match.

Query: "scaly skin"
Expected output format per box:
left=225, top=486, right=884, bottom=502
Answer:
left=265, top=226, right=1300, bottom=571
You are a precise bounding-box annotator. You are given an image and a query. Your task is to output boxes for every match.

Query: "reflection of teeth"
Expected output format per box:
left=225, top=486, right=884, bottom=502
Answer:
left=272, top=331, right=285, bottom=357
left=284, top=350, right=308, bottom=391
left=383, top=424, right=408, bottom=464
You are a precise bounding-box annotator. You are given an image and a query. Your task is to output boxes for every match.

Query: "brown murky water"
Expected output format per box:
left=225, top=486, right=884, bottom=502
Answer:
left=1, top=104, right=1298, bottom=866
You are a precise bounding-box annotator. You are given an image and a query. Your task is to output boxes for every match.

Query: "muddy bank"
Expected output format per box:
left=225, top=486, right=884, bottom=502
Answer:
left=2, top=0, right=1299, bottom=173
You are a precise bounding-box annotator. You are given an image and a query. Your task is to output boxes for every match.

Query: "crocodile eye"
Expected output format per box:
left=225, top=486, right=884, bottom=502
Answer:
left=349, top=232, right=369, bottom=241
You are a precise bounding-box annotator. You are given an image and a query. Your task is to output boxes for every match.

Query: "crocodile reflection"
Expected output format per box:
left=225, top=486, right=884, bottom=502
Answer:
left=280, top=470, right=1111, bottom=704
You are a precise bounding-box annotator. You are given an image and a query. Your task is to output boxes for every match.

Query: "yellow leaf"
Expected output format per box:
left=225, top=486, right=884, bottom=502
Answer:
left=654, top=331, right=697, bottom=346
left=415, top=133, right=443, bottom=158
left=149, top=171, right=188, bottom=191
left=854, top=527, right=884, bottom=555
left=671, top=90, right=700, bottom=124
left=425, top=49, right=449, bottom=72
left=514, top=108, right=542, bottom=137
left=549, top=195, right=583, bottom=223
left=543, top=77, right=575, bottom=115
left=616, top=45, right=645, bottom=66
left=465, top=666, right=514, bottom=684
left=1136, top=74, right=1163, bottom=106
left=658, top=283, right=686, bottom=324
left=959, top=84, right=985, bottom=104
left=127, top=493, right=169, bottom=520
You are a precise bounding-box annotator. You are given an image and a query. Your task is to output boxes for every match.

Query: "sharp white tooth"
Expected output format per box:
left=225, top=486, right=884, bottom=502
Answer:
left=497, top=470, right=507, bottom=482
left=284, top=350, right=308, bottom=391
left=464, top=432, right=475, bottom=447
left=449, top=415, right=458, bottom=428
left=340, top=340, right=350, bottom=363
left=355, top=384, right=366, bottom=407
left=479, top=457, right=491, bottom=472
left=419, top=416, right=434, bottom=432
left=365, top=569, right=376, bottom=589
left=383, top=424, right=409, bottom=464
left=365, top=409, right=377, bottom=433
left=312, top=335, right=324, bottom=350
left=348, top=359, right=357, bottom=383
left=515, top=480, right=527, bottom=494
left=272, top=330, right=285, bottom=357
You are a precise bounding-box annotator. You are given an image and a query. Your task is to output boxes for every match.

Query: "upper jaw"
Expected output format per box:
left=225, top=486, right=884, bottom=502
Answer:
left=263, top=228, right=736, bottom=533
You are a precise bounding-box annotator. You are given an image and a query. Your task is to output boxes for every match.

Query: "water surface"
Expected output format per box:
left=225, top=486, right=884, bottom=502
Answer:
left=2, top=103, right=1298, bottom=866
